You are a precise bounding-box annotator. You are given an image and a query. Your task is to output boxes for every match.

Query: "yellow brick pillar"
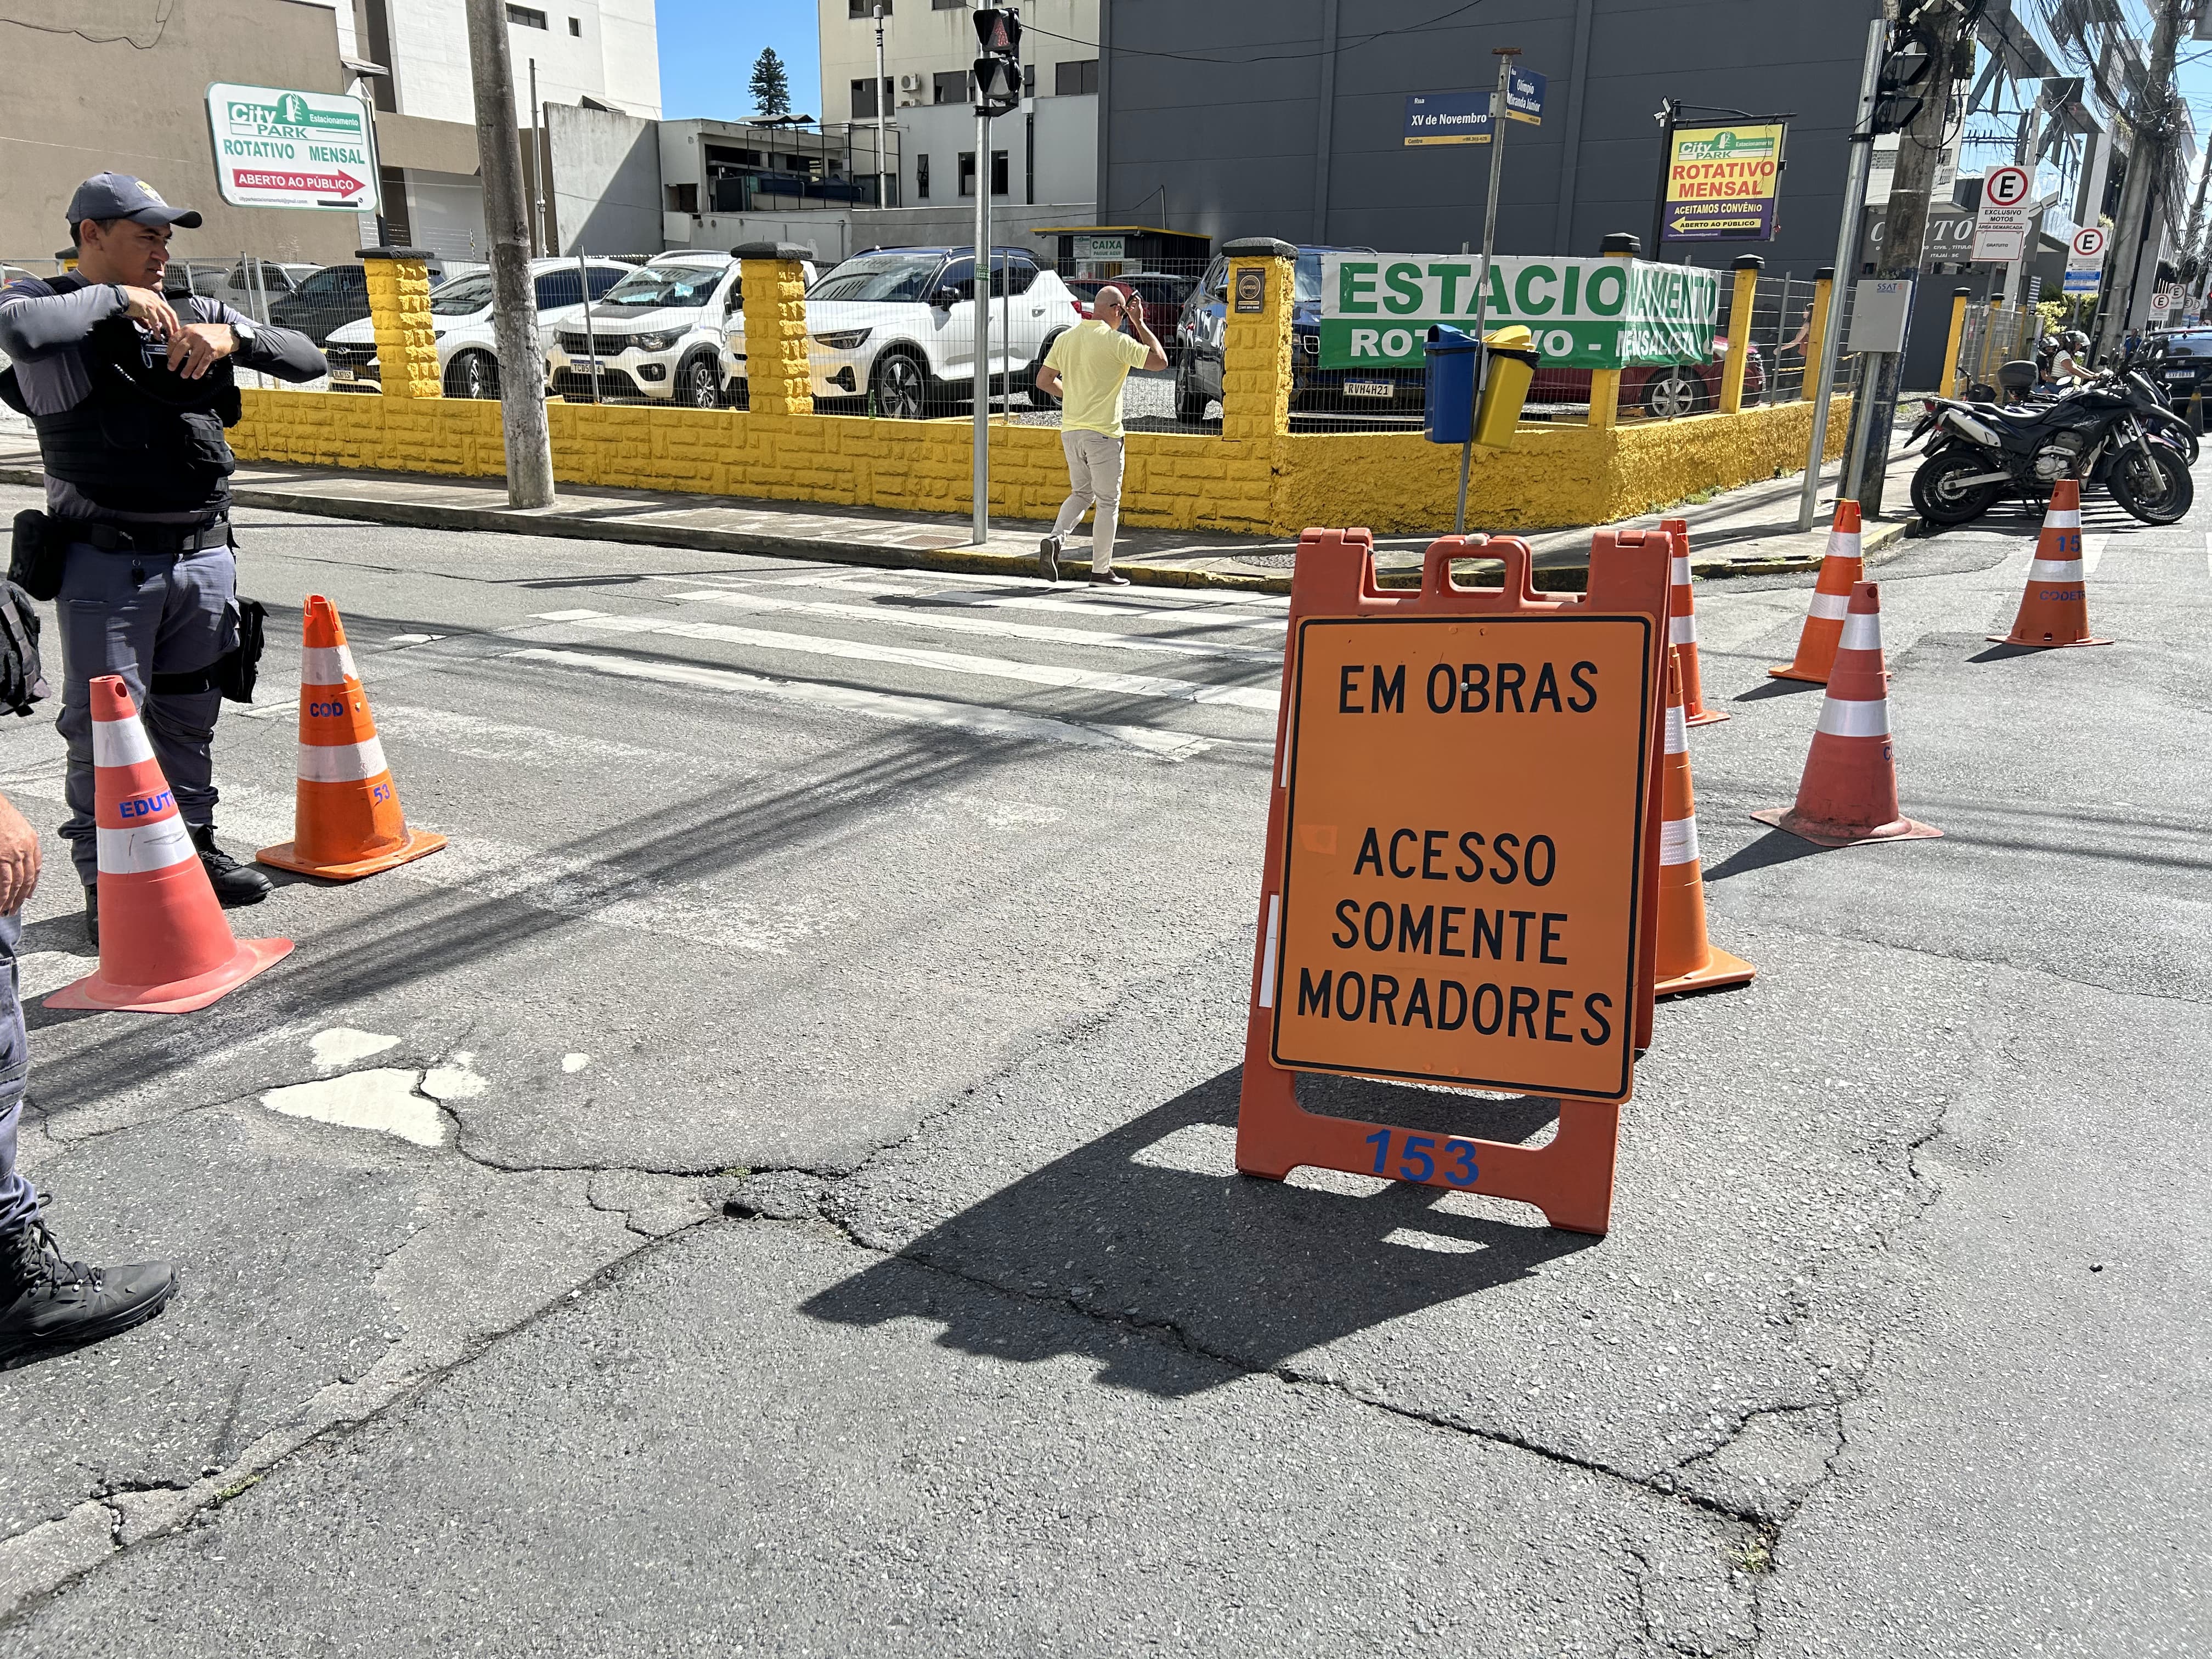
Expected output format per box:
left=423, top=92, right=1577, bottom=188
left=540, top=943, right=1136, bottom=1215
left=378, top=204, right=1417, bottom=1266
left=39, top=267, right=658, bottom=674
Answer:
left=1587, top=233, right=1639, bottom=430
left=359, top=246, right=442, bottom=398
left=735, top=241, right=814, bottom=417
left=1218, top=236, right=1295, bottom=443
left=1941, top=286, right=1971, bottom=397
left=1719, top=253, right=1763, bottom=414
left=1800, top=266, right=1834, bottom=401
left=55, top=246, right=77, bottom=275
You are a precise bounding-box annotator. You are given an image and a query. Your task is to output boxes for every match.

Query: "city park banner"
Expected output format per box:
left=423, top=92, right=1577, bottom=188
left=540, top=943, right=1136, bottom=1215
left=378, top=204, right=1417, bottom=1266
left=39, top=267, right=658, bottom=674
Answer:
left=1317, top=253, right=1720, bottom=371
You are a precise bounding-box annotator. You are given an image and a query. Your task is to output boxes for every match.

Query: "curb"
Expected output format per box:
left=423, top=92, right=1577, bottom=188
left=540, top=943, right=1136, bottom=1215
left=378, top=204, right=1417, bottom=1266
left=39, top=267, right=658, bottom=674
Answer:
left=0, top=462, right=1910, bottom=592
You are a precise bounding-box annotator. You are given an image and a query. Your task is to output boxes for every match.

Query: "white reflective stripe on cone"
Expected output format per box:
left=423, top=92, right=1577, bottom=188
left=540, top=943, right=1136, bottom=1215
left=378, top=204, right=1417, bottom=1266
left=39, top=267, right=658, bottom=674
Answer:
left=1670, top=613, right=1697, bottom=644
left=1826, top=535, right=1861, bottom=558
left=1660, top=816, right=1700, bottom=867
left=2042, top=510, right=2081, bottom=529
left=1671, top=556, right=1690, bottom=584
left=1666, top=704, right=1688, bottom=754
left=94, top=814, right=196, bottom=875
left=91, top=716, right=156, bottom=769
left=1838, top=612, right=1883, bottom=652
left=2028, top=558, right=2084, bottom=580
left=1809, top=592, right=1850, bottom=620
left=301, top=645, right=359, bottom=686
left=1257, top=894, right=1280, bottom=1010
left=297, top=736, right=389, bottom=783
left=1816, top=696, right=1889, bottom=738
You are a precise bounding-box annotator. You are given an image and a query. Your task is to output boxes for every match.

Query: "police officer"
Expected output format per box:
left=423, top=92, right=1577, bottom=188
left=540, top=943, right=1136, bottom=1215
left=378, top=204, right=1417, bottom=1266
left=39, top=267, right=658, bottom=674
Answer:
left=0, top=173, right=326, bottom=943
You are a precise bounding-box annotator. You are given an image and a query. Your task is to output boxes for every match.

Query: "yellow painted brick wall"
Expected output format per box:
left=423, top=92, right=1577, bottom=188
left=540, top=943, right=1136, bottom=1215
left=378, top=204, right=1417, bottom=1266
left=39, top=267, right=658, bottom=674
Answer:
left=230, top=391, right=1849, bottom=540
left=738, top=258, right=812, bottom=416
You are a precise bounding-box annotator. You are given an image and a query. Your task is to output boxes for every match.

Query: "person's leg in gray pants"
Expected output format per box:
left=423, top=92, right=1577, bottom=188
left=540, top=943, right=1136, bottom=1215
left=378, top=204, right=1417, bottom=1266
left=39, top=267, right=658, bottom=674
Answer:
left=1048, top=430, right=1128, bottom=577
left=54, top=540, right=235, bottom=889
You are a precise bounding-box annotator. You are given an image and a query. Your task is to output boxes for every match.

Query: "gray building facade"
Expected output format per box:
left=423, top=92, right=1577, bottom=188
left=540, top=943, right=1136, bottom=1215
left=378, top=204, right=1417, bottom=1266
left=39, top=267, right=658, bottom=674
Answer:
left=1093, top=0, right=1886, bottom=273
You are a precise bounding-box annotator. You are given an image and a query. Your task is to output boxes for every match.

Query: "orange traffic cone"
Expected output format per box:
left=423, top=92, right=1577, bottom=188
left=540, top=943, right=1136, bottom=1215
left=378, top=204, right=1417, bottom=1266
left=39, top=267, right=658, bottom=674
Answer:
left=1769, top=500, right=1864, bottom=683
left=1659, top=517, right=1726, bottom=725
left=47, top=678, right=292, bottom=1013
left=1990, top=479, right=2112, bottom=647
left=1752, top=582, right=1942, bottom=848
left=1655, top=646, right=1754, bottom=996
left=258, top=597, right=446, bottom=880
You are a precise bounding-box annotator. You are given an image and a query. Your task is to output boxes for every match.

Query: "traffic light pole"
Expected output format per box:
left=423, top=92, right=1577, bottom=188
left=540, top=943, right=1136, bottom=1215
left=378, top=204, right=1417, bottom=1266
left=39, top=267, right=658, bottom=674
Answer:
left=1796, top=16, right=1885, bottom=532
left=972, top=107, right=991, bottom=545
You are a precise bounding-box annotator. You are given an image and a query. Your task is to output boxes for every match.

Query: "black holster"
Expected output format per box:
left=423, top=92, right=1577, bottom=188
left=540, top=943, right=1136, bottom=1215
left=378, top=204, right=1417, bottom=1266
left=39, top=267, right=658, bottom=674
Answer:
left=149, top=596, right=266, bottom=704
left=7, top=511, right=63, bottom=602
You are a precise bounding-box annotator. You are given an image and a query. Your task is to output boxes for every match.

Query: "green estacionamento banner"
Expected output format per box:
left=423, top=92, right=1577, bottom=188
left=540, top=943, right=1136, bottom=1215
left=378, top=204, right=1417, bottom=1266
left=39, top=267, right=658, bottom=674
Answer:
left=1318, top=254, right=1720, bottom=371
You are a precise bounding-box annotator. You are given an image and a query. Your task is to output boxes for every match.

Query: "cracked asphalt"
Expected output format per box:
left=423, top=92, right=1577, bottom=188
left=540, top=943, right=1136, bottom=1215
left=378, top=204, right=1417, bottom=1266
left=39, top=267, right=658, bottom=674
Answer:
left=0, top=474, right=2203, bottom=1655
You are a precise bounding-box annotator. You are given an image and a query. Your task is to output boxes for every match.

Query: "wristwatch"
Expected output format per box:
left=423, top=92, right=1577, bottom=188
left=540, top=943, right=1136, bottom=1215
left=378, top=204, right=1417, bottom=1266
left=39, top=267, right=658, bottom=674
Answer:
left=231, top=317, right=258, bottom=351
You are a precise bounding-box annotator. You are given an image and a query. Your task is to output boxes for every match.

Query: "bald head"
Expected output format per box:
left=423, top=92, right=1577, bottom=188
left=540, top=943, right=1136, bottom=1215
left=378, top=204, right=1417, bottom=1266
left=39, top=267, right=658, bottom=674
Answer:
left=1093, top=284, right=1130, bottom=316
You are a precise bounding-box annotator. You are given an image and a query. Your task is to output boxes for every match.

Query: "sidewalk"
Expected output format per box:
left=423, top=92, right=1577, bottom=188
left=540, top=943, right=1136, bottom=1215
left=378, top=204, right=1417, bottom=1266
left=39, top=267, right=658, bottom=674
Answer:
left=0, top=421, right=1917, bottom=594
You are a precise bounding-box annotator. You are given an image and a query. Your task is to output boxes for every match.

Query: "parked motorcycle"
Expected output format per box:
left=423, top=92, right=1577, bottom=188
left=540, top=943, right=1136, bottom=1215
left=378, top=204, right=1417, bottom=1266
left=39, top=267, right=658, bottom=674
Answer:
left=1907, top=369, right=2195, bottom=527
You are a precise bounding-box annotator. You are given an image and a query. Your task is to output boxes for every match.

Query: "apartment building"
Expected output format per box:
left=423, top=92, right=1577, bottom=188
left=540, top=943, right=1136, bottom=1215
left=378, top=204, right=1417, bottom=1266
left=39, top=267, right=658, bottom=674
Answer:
left=353, top=0, right=661, bottom=257
left=817, top=0, right=1097, bottom=126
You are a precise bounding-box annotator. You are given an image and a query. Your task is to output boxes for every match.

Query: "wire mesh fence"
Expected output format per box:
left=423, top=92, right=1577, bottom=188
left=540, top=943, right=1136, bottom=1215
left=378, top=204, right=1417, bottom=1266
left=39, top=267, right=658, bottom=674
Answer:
left=1954, top=302, right=2043, bottom=400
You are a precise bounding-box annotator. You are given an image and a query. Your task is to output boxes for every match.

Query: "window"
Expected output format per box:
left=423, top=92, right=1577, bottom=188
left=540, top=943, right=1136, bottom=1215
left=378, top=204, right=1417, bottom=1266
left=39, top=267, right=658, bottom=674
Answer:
left=933, top=0, right=966, bottom=8
left=990, top=150, right=1008, bottom=195
left=1054, top=59, right=1099, bottom=97
left=1023, top=64, right=1035, bottom=97
left=933, top=69, right=969, bottom=104
left=811, top=253, right=943, bottom=303
left=585, top=265, right=625, bottom=299
left=665, top=182, right=698, bottom=214
left=567, top=15, right=580, bottom=32
left=848, top=0, right=888, bottom=14
left=937, top=256, right=975, bottom=300
left=1003, top=253, right=1038, bottom=295
left=850, top=76, right=892, bottom=117
left=958, top=151, right=974, bottom=196
left=506, top=4, right=547, bottom=26
left=533, top=269, right=584, bottom=310
left=916, top=154, right=929, bottom=200
left=430, top=274, right=494, bottom=314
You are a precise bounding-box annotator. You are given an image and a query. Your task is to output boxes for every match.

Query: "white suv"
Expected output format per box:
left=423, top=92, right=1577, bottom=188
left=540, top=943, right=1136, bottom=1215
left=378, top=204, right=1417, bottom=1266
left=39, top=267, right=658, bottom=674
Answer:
left=545, top=253, right=751, bottom=407
left=781, top=246, right=1084, bottom=419
left=322, top=258, right=633, bottom=397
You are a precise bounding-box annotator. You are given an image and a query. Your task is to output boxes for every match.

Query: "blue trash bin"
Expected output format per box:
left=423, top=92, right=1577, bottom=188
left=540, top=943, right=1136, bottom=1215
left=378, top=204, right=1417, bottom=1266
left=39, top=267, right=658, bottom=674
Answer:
left=1424, top=324, right=1481, bottom=445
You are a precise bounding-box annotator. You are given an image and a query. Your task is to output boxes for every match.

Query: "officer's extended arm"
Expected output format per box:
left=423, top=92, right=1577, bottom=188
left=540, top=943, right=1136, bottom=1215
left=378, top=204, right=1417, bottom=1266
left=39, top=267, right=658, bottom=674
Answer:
left=210, top=301, right=326, bottom=382
left=0, top=282, right=128, bottom=359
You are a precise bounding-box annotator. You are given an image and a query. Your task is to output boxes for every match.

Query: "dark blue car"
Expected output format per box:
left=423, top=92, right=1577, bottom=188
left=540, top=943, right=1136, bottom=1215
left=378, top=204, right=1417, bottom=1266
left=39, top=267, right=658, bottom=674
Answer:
left=1172, top=245, right=1428, bottom=422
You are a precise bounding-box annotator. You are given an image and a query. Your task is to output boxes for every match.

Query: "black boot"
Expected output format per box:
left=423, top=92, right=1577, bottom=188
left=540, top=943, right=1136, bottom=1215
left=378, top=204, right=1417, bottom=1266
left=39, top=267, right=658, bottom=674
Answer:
left=189, top=825, right=272, bottom=907
left=0, top=1213, right=176, bottom=1367
left=83, top=885, right=98, bottom=947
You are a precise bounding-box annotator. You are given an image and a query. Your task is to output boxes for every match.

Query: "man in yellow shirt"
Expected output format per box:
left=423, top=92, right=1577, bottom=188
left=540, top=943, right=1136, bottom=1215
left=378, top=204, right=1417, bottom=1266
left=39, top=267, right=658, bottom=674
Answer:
left=1035, top=285, right=1167, bottom=586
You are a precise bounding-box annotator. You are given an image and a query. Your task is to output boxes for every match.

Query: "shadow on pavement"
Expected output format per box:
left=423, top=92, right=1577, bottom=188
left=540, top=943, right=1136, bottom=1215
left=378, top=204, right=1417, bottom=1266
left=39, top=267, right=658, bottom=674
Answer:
left=1731, top=676, right=1822, bottom=703
left=1702, top=828, right=1829, bottom=883
left=804, top=1066, right=1596, bottom=1398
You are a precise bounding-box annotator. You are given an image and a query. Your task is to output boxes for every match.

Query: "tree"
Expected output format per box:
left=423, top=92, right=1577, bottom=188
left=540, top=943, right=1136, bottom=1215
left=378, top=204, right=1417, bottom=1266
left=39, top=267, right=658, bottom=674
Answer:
left=750, top=48, right=791, bottom=118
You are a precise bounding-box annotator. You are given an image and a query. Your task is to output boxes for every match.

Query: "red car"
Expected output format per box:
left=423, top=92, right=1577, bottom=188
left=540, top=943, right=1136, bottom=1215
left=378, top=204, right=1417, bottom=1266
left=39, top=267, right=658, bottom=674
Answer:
left=1528, top=335, right=1765, bottom=419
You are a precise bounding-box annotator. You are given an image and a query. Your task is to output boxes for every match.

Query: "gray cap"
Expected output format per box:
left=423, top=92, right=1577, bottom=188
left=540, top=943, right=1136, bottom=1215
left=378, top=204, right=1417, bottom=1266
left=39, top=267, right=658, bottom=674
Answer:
left=66, top=172, right=202, bottom=231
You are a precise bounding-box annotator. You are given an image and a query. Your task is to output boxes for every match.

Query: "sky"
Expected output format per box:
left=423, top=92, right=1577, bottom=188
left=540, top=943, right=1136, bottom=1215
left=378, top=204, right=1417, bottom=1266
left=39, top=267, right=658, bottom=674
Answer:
left=659, top=0, right=821, bottom=123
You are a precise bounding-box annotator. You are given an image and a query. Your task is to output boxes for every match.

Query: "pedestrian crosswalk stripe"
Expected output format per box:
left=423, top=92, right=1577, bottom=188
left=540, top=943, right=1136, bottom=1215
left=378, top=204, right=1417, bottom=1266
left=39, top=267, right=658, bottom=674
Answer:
left=506, top=647, right=1228, bottom=760
left=2082, top=533, right=2109, bottom=574
left=527, top=610, right=1281, bottom=713
left=664, top=588, right=1282, bottom=663
left=735, top=571, right=1290, bottom=629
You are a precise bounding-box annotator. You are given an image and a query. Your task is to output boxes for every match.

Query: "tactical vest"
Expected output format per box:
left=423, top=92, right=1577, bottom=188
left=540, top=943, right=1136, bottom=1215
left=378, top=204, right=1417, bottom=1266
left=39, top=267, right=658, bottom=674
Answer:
left=8, top=275, right=241, bottom=514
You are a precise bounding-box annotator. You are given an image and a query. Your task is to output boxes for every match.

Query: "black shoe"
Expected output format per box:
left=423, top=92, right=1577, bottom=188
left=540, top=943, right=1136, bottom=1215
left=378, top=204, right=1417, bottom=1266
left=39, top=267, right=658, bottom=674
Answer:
left=83, top=885, right=98, bottom=948
left=189, top=825, right=272, bottom=907
left=1039, top=534, right=1062, bottom=584
left=1088, top=571, right=1131, bottom=587
left=0, top=1214, right=176, bottom=1368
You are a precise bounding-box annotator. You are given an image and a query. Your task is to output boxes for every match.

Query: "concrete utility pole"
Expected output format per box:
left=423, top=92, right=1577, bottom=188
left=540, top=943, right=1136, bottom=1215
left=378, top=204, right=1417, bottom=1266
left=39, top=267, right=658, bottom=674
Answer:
left=2097, top=0, right=2186, bottom=359
left=1853, top=0, right=1968, bottom=515
left=464, top=0, right=556, bottom=507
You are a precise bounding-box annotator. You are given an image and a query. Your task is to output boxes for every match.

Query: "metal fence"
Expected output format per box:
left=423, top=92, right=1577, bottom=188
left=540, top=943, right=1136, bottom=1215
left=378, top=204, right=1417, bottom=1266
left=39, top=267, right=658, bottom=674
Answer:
left=1955, top=301, right=2042, bottom=399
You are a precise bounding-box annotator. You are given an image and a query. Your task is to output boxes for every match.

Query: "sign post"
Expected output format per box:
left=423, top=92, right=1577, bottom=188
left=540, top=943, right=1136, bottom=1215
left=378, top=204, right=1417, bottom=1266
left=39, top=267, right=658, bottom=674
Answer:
left=204, top=83, right=379, bottom=213
left=1236, top=526, right=1670, bottom=1235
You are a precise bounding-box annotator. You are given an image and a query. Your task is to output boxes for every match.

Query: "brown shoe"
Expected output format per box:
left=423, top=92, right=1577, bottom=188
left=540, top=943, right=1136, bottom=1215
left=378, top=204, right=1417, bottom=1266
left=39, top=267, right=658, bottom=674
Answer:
left=1088, top=571, right=1130, bottom=587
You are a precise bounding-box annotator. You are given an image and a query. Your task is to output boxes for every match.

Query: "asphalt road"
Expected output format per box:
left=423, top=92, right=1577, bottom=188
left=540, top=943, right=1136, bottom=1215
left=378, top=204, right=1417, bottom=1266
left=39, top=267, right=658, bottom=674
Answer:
left=0, top=478, right=2203, bottom=1655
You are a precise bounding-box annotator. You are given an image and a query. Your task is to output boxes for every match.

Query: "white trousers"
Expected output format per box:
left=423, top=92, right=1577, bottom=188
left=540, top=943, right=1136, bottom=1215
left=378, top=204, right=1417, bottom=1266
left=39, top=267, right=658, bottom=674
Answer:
left=1051, top=428, right=1126, bottom=574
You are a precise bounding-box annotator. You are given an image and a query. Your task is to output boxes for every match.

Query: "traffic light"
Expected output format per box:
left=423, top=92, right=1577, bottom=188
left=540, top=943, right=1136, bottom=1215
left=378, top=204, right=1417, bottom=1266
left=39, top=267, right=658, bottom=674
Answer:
left=973, top=7, right=1023, bottom=117
left=1871, top=18, right=1935, bottom=134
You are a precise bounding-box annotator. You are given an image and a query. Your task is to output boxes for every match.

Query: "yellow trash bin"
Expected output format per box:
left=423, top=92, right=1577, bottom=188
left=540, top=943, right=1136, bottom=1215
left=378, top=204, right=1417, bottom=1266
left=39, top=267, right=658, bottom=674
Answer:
left=1474, top=325, right=1541, bottom=450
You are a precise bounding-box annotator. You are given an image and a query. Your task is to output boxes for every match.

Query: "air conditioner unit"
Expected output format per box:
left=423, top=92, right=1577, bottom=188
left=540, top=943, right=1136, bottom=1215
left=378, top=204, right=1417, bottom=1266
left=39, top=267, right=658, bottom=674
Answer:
left=898, top=73, right=921, bottom=90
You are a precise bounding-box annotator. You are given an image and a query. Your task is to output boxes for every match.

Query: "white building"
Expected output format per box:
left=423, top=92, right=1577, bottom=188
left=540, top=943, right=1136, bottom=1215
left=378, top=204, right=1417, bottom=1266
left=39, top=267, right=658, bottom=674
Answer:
left=349, top=0, right=661, bottom=258
left=816, top=0, right=1097, bottom=129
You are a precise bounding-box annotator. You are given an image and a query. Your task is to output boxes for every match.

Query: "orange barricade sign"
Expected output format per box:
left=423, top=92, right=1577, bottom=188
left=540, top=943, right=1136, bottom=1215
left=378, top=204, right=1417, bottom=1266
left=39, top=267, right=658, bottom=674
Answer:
left=1238, top=527, right=1671, bottom=1235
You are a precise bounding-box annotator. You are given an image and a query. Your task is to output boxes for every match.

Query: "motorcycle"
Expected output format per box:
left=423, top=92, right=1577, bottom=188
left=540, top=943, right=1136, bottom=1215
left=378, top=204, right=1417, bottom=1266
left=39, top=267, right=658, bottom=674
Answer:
left=1907, top=369, right=2195, bottom=527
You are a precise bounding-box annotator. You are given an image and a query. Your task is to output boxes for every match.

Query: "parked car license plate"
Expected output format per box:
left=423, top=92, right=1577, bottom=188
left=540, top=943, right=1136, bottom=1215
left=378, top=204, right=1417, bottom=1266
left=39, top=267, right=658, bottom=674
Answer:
left=2165, top=368, right=2192, bottom=379
left=1344, top=381, right=1395, bottom=398
left=572, top=357, right=602, bottom=370
left=328, top=367, right=355, bottom=382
